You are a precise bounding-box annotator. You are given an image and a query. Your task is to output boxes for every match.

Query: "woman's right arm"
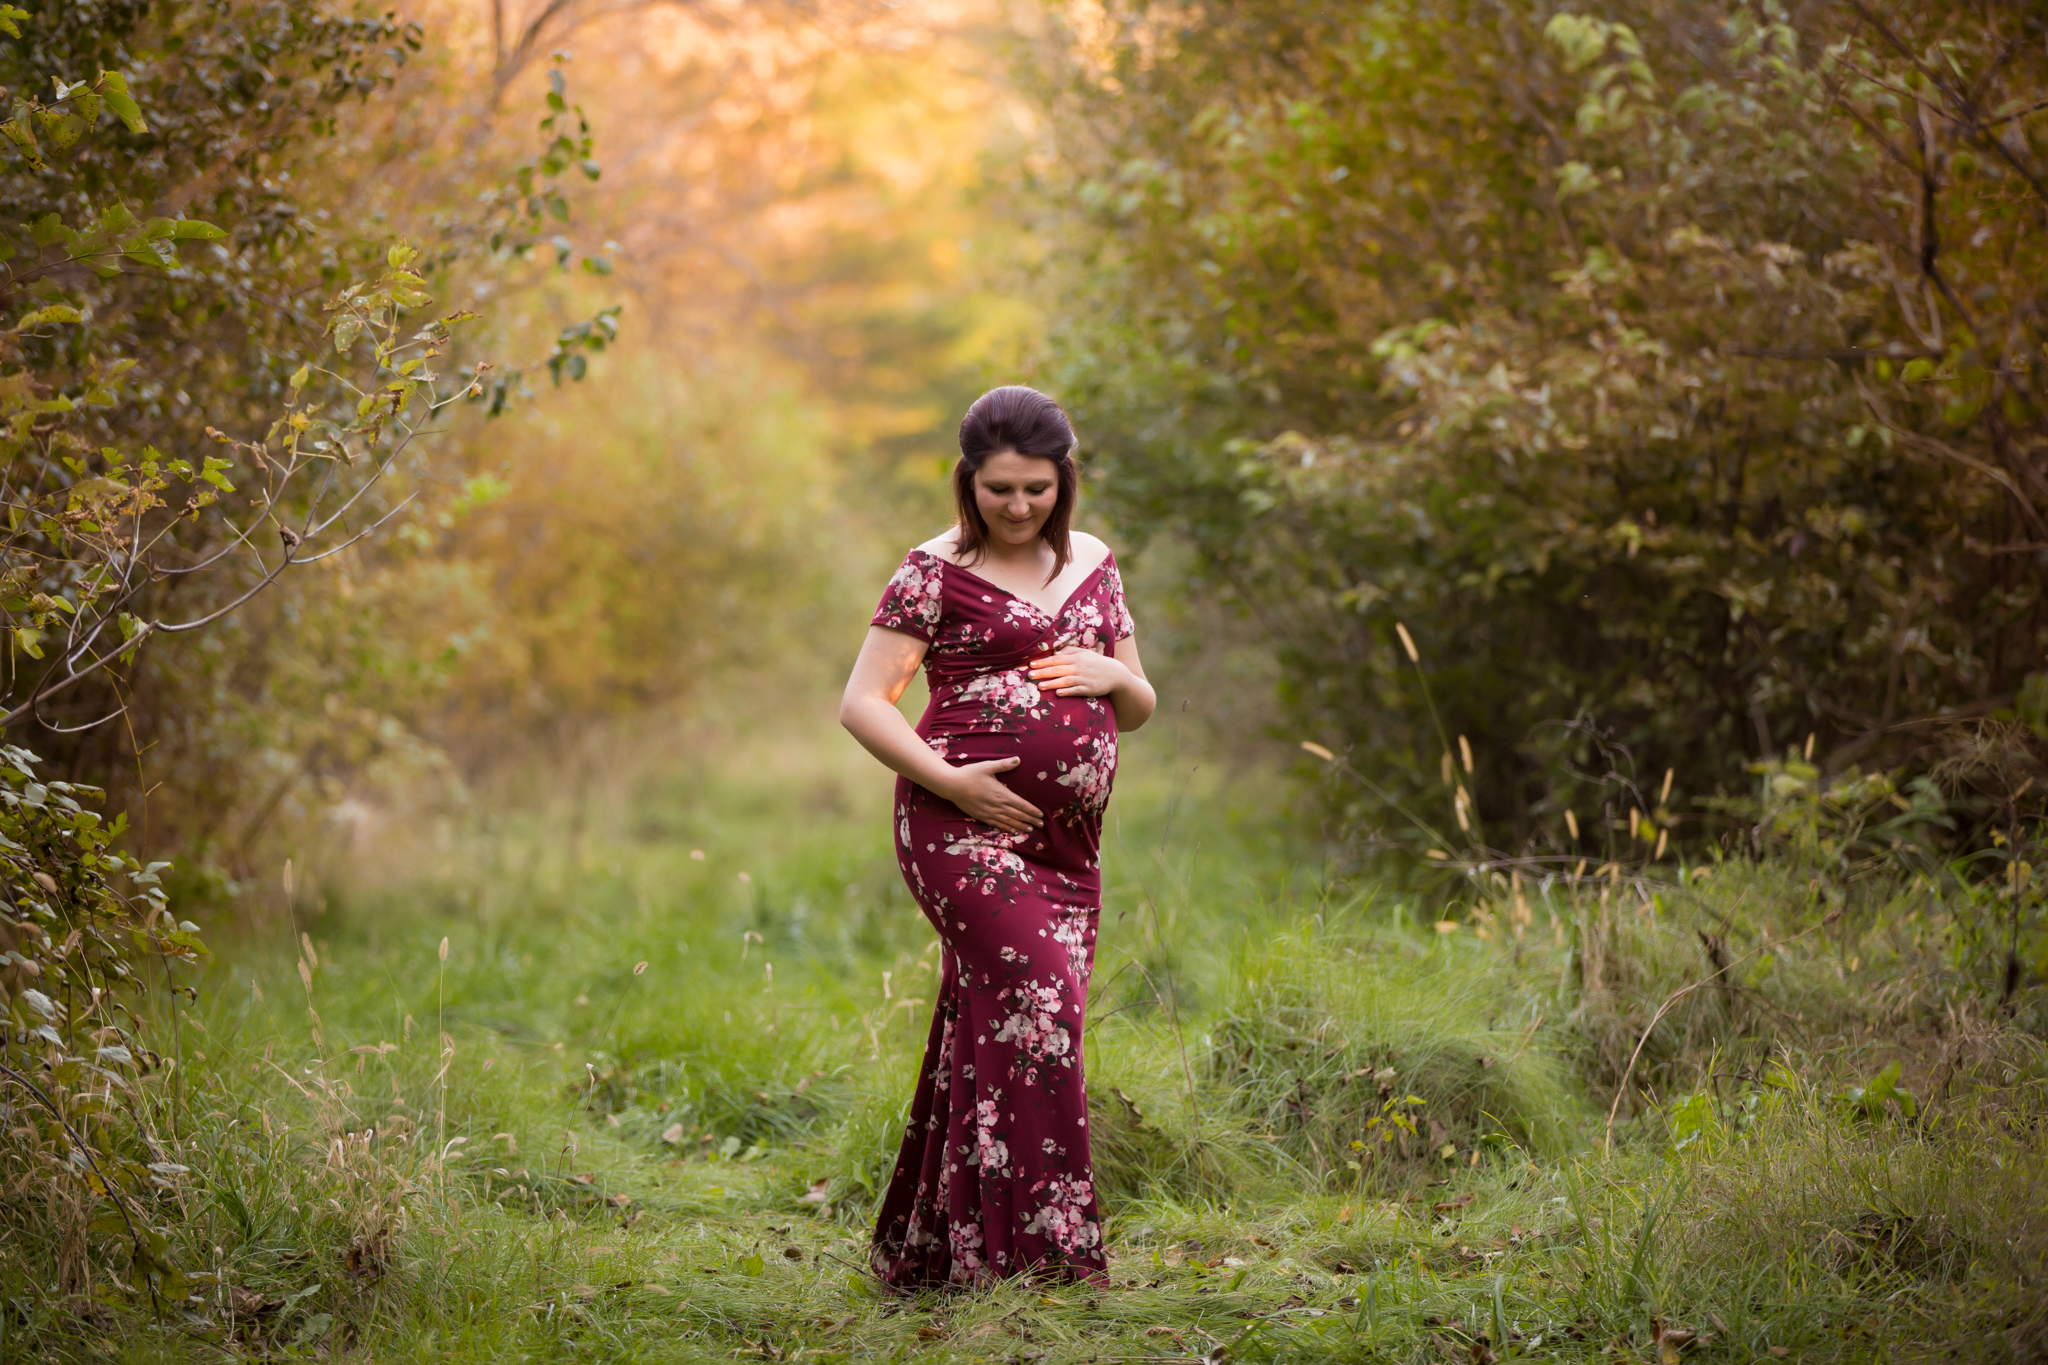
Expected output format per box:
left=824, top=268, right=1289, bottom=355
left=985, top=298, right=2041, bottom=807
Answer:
left=839, top=626, right=1044, bottom=835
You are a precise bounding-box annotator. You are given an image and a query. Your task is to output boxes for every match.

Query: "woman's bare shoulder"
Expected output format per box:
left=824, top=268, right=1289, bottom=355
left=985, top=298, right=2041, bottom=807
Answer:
left=1071, top=530, right=1113, bottom=570
left=914, top=528, right=965, bottom=563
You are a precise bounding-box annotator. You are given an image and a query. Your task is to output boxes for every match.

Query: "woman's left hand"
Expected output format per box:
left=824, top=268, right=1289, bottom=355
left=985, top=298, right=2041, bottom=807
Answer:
left=1028, top=647, right=1128, bottom=698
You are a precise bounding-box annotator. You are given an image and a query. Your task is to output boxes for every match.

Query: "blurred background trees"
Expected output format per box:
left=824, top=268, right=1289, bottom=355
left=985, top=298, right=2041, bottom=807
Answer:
left=2, top=0, right=1042, bottom=899
left=1031, top=0, right=2048, bottom=858
left=4, top=0, right=2042, bottom=910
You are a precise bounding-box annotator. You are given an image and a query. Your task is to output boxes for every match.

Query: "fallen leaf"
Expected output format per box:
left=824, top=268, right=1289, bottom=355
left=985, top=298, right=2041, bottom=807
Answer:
left=782, top=1247, right=804, bottom=1261
left=799, top=1178, right=831, bottom=1204
left=228, top=1286, right=273, bottom=1316
left=917, top=1326, right=948, bottom=1340
left=1769, top=1349, right=1790, bottom=1358
left=1433, top=1193, right=1476, bottom=1213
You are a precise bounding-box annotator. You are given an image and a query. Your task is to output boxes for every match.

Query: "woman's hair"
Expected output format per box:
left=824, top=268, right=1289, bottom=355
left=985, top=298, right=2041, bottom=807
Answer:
left=952, top=385, right=1079, bottom=580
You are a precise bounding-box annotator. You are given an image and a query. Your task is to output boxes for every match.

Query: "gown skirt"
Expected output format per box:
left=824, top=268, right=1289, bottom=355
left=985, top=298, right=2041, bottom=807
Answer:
left=865, top=547, right=1134, bottom=1289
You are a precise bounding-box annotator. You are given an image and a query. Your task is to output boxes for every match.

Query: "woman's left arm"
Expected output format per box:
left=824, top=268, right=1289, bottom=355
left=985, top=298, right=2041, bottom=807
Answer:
left=1028, top=637, right=1157, bottom=732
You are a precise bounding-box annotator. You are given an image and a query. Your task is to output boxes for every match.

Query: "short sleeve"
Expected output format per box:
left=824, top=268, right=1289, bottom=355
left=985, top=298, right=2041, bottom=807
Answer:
left=1103, top=559, right=1136, bottom=641
left=870, top=551, right=945, bottom=643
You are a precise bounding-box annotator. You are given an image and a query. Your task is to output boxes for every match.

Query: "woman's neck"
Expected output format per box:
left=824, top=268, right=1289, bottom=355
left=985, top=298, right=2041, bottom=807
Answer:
left=974, top=536, right=1053, bottom=577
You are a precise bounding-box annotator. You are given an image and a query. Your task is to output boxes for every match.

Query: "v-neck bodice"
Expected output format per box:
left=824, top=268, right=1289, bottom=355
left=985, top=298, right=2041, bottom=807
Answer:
left=936, top=554, right=1111, bottom=622
left=869, top=545, right=1135, bottom=743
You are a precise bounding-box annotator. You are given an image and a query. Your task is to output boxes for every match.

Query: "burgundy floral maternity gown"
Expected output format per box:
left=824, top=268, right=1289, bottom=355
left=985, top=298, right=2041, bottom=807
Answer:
left=866, top=547, right=1133, bottom=1289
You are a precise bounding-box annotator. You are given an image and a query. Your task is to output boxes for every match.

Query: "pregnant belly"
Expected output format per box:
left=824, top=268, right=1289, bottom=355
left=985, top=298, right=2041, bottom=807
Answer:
left=923, top=693, right=1119, bottom=822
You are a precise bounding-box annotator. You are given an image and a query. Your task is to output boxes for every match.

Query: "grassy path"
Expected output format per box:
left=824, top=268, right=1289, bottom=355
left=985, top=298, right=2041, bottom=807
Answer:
left=78, top=726, right=2045, bottom=1363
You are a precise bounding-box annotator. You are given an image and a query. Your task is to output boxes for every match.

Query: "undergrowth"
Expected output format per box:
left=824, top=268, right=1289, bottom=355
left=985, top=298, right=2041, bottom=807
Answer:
left=1, top=725, right=2043, bottom=1362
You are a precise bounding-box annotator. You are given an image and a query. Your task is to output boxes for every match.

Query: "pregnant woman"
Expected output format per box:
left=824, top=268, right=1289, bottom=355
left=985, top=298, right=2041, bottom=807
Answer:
left=839, top=386, right=1156, bottom=1289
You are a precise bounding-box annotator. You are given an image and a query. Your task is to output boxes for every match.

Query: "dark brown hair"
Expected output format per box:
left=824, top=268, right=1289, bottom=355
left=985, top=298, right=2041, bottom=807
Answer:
left=952, top=385, right=1079, bottom=580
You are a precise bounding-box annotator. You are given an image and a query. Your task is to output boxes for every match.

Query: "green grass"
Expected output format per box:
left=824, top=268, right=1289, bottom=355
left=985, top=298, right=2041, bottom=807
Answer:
left=6, top=721, right=2044, bottom=1362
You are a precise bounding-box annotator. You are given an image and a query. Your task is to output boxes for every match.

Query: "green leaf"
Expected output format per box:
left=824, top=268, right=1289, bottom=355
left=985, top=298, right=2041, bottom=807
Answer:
left=36, top=108, right=86, bottom=149
left=2, top=114, right=46, bottom=171
left=199, top=456, right=234, bottom=492
left=97, top=72, right=147, bottom=134
left=0, top=5, right=31, bottom=40
left=333, top=315, right=361, bottom=355
left=289, top=362, right=310, bottom=392
left=738, top=1253, right=764, bottom=1277
left=96, top=202, right=137, bottom=236
left=292, top=1313, right=334, bottom=1347
left=1899, top=358, right=1935, bottom=383
left=120, top=236, right=175, bottom=268
left=170, top=219, right=225, bottom=241
left=16, top=303, right=81, bottom=327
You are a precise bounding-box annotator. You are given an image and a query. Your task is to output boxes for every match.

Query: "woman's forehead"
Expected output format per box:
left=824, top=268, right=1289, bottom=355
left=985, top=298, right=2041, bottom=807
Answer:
left=976, top=451, right=1060, bottom=480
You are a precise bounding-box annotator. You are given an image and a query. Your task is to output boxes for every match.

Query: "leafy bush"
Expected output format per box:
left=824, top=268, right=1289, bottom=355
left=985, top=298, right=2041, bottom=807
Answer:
left=0, top=744, right=201, bottom=1304
left=1033, top=0, right=2048, bottom=851
left=0, top=0, right=611, bottom=1316
left=0, top=0, right=614, bottom=861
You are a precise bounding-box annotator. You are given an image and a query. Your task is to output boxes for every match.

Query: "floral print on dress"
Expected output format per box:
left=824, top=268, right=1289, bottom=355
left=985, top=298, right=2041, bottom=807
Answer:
left=1054, top=732, right=1118, bottom=823
left=1023, top=1175, right=1101, bottom=1258
left=871, top=555, right=946, bottom=641
left=945, top=829, right=1035, bottom=899
left=867, top=545, right=1129, bottom=1290
left=955, top=668, right=1052, bottom=728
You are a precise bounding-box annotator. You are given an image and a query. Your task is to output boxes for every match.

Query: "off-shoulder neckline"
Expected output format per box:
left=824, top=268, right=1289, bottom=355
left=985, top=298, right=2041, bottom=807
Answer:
left=907, top=546, right=1113, bottom=619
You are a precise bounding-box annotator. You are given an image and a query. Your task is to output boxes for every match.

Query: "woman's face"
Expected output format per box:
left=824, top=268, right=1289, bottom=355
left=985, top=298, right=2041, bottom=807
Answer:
left=972, top=450, right=1061, bottom=549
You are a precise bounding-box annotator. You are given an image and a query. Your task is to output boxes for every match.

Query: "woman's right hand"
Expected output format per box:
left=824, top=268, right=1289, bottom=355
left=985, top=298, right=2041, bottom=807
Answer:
left=939, top=756, right=1043, bottom=834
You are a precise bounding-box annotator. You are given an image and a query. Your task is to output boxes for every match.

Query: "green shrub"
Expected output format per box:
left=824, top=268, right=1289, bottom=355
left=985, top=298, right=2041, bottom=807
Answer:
left=0, top=746, right=202, bottom=1304
left=1206, top=925, right=1584, bottom=1182
left=1034, top=0, right=2048, bottom=849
